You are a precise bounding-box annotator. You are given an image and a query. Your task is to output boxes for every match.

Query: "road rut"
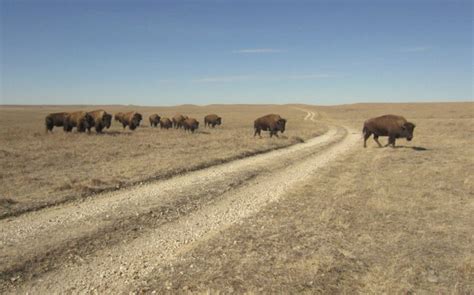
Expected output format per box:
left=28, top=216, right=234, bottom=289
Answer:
left=1, top=110, right=359, bottom=293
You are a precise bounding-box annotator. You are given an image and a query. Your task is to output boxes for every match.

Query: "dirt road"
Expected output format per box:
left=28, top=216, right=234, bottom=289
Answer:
left=0, top=110, right=359, bottom=293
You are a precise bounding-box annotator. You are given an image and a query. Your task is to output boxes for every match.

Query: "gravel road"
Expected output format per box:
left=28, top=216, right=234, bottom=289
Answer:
left=0, top=110, right=359, bottom=293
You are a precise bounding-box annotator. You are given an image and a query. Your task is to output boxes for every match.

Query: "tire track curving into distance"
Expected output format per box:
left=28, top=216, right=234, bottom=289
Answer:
left=0, top=109, right=359, bottom=293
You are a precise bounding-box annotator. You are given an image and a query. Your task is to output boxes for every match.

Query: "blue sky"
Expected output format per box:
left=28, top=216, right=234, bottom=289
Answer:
left=1, top=0, right=472, bottom=105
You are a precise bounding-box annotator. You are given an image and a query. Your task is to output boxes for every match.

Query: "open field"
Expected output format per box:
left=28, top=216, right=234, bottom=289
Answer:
left=139, top=102, right=473, bottom=293
left=0, top=102, right=472, bottom=293
left=0, top=104, right=325, bottom=218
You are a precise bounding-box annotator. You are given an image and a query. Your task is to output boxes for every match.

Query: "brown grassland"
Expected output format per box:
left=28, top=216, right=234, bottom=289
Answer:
left=0, top=102, right=472, bottom=293
left=0, top=104, right=325, bottom=218
left=134, top=102, right=473, bottom=293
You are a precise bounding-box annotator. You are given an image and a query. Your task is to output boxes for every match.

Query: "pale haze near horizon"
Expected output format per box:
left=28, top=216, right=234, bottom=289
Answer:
left=1, top=0, right=472, bottom=106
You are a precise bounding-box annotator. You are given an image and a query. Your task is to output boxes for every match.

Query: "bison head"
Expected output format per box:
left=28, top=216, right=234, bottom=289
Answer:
left=401, top=122, right=416, bottom=141
left=216, top=117, right=222, bottom=125
left=277, top=118, right=287, bottom=133
left=133, top=113, right=143, bottom=125
left=103, top=113, right=112, bottom=129
left=128, top=113, right=142, bottom=130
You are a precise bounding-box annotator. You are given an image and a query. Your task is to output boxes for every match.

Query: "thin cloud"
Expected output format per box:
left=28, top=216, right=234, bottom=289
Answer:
left=400, top=46, right=432, bottom=53
left=233, top=48, right=286, bottom=54
left=193, top=74, right=332, bottom=83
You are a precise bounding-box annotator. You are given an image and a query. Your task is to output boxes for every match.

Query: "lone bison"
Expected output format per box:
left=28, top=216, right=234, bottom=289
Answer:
left=182, top=118, right=199, bottom=133
left=149, top=114, right=161, bottom=127
left=159, top=117, right=172, bottom=129
left=172, top=114, right=188, bottom=129
left=254, top=114, right=287, bottom=138
left=45, top=112, right=69, bottom=132
left=204, top=114, right=222, bottom=128
left=64, top=111, right=94, bottom=133
left=115, top=112, right=143, bottom=130
left=363, top=114, right=416, bottom=148
left=87, top=110, right=112, bottom=133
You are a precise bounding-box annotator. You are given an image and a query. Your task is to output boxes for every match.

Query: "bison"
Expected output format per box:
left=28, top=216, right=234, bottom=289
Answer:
left=87, top=110, right=112, bottom=133
left=63, top=111, right=94, bottom=133
left=45, top=112, right=69, bottom=132
left=254, top=114, right=287, bottom=138
left=363, top=114, right=416, bottom=148
left=172, top=114, right=188, bottom=129
left=149, top=114, right=161, bottom=127
left=114, top=112, right=125, bottom=122
left=182, top=118, right=199, bottom=133
left=204, top=114, right=222, bottom=128
left=159, top=117, right=172, bottom=129
left=115, top=112, right=142, bottom=130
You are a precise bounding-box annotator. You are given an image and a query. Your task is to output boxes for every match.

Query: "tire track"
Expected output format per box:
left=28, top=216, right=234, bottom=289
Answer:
left=1, top=110, right=358, bottom=293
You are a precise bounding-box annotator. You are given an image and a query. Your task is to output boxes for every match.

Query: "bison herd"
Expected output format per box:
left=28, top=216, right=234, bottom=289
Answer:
left=45, top=110, right=288, bottom=137
left=45, top=110, right=416, bottom=146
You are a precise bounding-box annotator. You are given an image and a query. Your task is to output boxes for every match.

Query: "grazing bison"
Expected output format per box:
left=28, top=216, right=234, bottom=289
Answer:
left=114, top=112, right=125, bottom=123
left=116, top=112, right=142, bottom=130
left=149, top=114, right=161, bottom=127
left=63, top=111, right=94, bottom=133
left=182, top=118, right=199, bottom=133
left=159, top=117, right=172, bottom=129
left=363, top=114, right=416, bottom=148
left=172, top=114, right=188, bottom=129
left=204, top=114, right=222, bottom=128
left=87, top=110, right=112, bottom=133
left=45, top=112, right=69, bottom=132
left=254, top=114, right=287, bottom=138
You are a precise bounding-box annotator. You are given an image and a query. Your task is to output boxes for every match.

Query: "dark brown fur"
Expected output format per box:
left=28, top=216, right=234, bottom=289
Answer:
left=116, top=112, right=143, bottom=130
left=64, top=111, right=94, bottom=133
left=45, top=112, right=69, bottom=132
left=182, top=118, right=199, bottom=133
left=149, top=114, right=161, bottom=127
left=204, top=114, right=222, bottom=128
left=172, top=114, right=188, bottom=129
left=363, top=114, right=416, bottom=148
left=87, top=110, right=112, bottom=133
left=254, top=114, right=287, bottom=138
left=159, top=117, right=172, bottom=129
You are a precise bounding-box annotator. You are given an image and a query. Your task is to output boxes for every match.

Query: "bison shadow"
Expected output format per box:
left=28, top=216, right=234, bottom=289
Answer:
left=394, top=146, right=429, bottom=151
left=99, top=131, right=133, bottom=137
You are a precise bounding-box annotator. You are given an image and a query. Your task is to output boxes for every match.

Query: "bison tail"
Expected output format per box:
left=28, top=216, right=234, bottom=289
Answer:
left=45, top=116, right=52, bottom=132
left=362, top=126, right=368, bottom=134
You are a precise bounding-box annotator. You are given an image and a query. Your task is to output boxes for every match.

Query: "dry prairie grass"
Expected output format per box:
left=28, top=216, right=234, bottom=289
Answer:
left=137, top=102, right=473, bottom=293
left=0, top=104, right=325, bottom=218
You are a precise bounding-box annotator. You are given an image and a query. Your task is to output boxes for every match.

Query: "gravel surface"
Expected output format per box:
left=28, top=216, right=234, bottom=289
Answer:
left=1, top=110, right=359, bottom=293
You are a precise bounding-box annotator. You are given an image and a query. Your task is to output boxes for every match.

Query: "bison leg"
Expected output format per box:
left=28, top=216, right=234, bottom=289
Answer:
left=385, top=135, right=396, bottom=147
left=373, top=135, right=383, bottom=147
left=96, top=124, right=104, bottom=134
left=254, top=128, right=261, bottom=138
left=363, top=131, right=372, bottom=148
